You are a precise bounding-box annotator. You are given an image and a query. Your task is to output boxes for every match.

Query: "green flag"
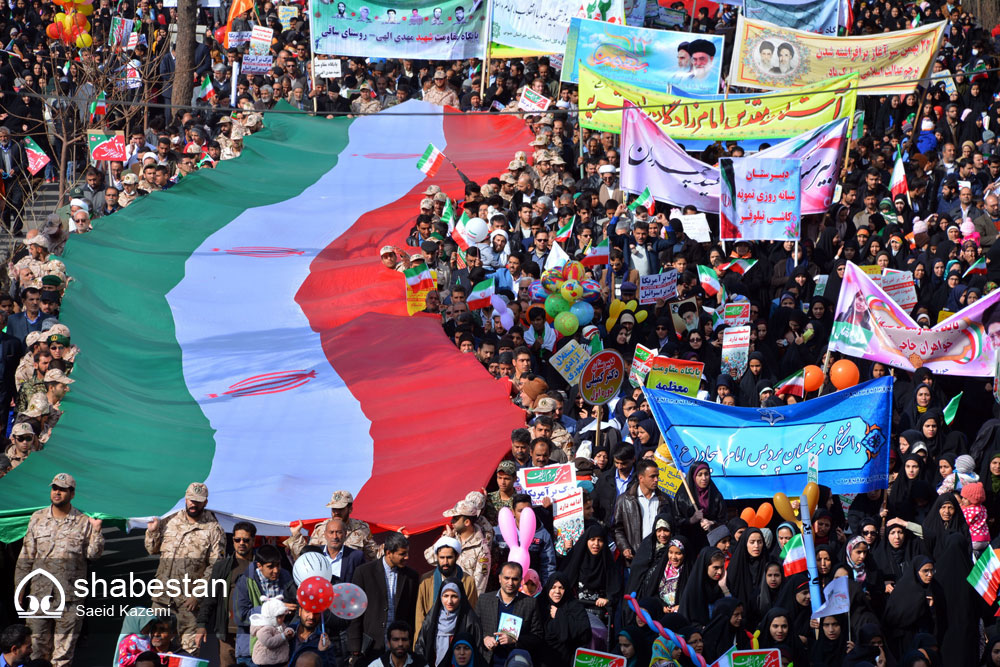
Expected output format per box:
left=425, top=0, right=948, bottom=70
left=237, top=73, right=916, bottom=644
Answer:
left=943, top=391, right=963, bottom=425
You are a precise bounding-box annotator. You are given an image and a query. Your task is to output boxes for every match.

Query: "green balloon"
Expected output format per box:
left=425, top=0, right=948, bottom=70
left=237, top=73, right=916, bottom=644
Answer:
left=554, top=311, right=580, bottom=336
left=545, top=293, right=571, bottom=317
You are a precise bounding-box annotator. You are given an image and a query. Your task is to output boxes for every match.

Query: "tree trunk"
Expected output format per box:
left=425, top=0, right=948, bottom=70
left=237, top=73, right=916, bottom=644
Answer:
left=170, top=0, right=198, bottom=114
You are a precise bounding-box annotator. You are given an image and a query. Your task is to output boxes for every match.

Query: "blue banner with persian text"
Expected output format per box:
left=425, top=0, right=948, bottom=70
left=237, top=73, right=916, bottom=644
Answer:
left=743, top=0, right=840, bottom=36
left=645, top=377, right=892, bottom=498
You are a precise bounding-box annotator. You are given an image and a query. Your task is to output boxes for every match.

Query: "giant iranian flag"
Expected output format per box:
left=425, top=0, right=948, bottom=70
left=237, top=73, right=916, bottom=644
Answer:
left=0, top=102, right=530, bottom=539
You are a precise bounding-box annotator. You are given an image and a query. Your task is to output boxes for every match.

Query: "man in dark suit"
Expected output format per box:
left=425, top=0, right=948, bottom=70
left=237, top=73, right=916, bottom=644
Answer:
left=0, top=126, right=26, bottom=232
left=592, top=443, right=635, bottom=524
left=473, top=562, right=542, bottom=666
left=0, top=310, right=25, bottom=429
left=301, top=517, right=363, bottom=584
left=348, top=532, right=418, bottom=662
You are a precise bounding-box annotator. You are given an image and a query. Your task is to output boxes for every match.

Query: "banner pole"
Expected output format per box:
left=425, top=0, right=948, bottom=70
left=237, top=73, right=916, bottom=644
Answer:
left=794, top=239, right=799, bottom=268
left=479, top=0, right=493, bottom=100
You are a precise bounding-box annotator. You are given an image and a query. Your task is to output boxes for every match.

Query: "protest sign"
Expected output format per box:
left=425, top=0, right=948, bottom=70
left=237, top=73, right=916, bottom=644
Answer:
left=649, top=4, right=687, bottom=27
left=580, top=350, right=626, bottom=405
left=625, top=0, right=646, bottom=26
left=644, top=356, right=704, bottom=396
left=552, top=488, right=584, bottom=556
left=310, top=0, right=487, bottom=60
left=249, top=26, right=273, bottom=55
left=720, top=157, right=801, bottom=242
left=491, top=0, right=625, bottom=55
left=814, top=274, right=829, bottom=298
left=810, top=576, right=850, bottom=619
left=724, top=302, right=751, bottom=327
left=654, top=442, right=685, bottom=496
left=881, top=268, right=918, bottom=311
left=669, top=297, right=700, bottom=335
left=87, top=130, right=126, bottom=161
left=729, top=15, right=945, bottom=94
left=830, top=262, right=1000, bottom=376
left=564, top=19, right=723, bottom=94
left=550, top=340, right=591, bottom=385
left=313, top=58, right=342, bottom=79
left=629, top=343, right=656, bottom=387
left=517, top=88, right=552, bottom=113
left=857, top=264, right=881, bottom=287
left=109, top=17, right=134, bottom=47
left=241, top=55, right=273, bottom=74
left=639, top=269, right=678, bottom=305
left=228, top=31, right=251, bottom=47
left=646, top=376, right=893, bottom=498
left=721, top=325, right=751, bottom=378
left=743, top=0, right=839, bottom=35
left=621, top=103, right=846, bottom=216
left=731, top=649, right=781, bottom=667
left=278, top=5, right=298, bottom=30
left=518, top=463, right=578, bottom=505
left=573, top=648, right=625, bottom=667
left=580, top=65, right=857, bottom=140
left=24, top=137, right=49, bottom=176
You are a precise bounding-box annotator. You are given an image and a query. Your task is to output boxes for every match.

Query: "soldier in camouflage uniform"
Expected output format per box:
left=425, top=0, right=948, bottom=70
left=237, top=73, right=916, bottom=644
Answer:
left=286, top=490, right=380, bottom=561
left=21, top=393, right=52, bottom=444
left=535, top=151, right=560, bottom=197
left=14, top=331, right=47, bottom=391
left=14, top=473, right=104, bottom=667
left=144, top=482, right=226, bottom=655
left=16, top=347, right=50, bottom=411
left=422, top=498, right=492, bottom=594
left=4, top=422, right=36, bottom=469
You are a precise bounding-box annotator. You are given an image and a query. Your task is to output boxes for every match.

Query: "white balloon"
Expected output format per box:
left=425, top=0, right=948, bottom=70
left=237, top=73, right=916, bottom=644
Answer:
left=292, top=551, right=333, bottom=586
left=464, top=217, right=488, bottom=243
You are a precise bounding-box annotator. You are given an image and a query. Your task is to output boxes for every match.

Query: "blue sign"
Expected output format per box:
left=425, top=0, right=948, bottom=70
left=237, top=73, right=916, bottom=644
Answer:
left=563, top=18, right=724, bottom=94
left=743, top=0, right=840, bottom=36
left=645, top=377, right=892, bottom=498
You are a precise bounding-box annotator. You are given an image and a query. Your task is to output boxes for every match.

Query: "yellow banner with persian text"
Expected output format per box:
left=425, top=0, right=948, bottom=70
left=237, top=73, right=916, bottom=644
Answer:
left=728, top=15, right=945, bottom=94
left=579, top=65, right=857, bottom=140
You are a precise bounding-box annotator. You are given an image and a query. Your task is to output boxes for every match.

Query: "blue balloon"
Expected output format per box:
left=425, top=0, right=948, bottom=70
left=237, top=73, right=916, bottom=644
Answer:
left=570, top=301, right=594, bottom=325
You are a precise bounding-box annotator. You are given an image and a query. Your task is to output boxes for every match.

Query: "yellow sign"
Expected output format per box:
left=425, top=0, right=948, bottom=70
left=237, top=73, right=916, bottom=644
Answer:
left=654, top=442, right=684, bottom=497
left=729, top=15, right=945, bottom=94
left=579, top=65, right=857, bottom=140
left=405, top=269, right=437, bottom=315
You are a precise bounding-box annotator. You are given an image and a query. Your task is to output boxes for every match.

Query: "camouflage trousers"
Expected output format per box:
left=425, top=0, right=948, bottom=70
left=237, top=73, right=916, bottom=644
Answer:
left=28, top=611, right=83, bottom=667
left=152, top=600, right=201, bottom=655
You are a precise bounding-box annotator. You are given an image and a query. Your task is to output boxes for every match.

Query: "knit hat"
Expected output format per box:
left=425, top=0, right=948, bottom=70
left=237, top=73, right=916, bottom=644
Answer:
left=707, top=525, right=731, bottom=547
left=955, top=454, right=976, bottom=474
left=520, top=378, right=548, bottom=407
left=912, top=218, right=928, bottom=235
left=961, top=219, right=976, bottom=237
left=961, top=481, right=985, bottom=505
left=250, top=598, right=288, bottom=627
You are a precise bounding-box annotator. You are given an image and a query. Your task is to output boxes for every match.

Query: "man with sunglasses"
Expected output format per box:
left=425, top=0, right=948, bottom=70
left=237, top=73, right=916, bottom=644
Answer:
left=14, top=473, right=104, bottom=666
left=195, top=521, right=257, bottom=667
left=4, top=422, right=36, bottom=470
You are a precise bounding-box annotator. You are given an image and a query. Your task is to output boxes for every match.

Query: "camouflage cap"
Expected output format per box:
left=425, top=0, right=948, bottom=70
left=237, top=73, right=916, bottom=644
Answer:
left=52, top=472, right=76, bottom=488
left=433, top=191, right=449, bottom=203
left=423, top=184, right=442, bottom=196
left=499, top=173, right=516, bottom=184
left=507, top=159, right=526, bottom=171
left=464, top=490, right=486, bottom=513
left=25, top=331, right=44, bottom=347
left=326, top=490, right=354, bottom=508
left=47, top=323, right=71, bottom=338
left=442, top=498, right=479, bottom=517
left=419, top=197, right=434, bottom=210
left=496, top=460, right=516, bottom=476
left=531, top=397, right=558, bottom=414
left=11, top=422, right=34, bottom=437
left=24, top=392, right=51, bottom=417
left=185, top=482, right=209, bottom=502
left=43, top=369, right=74, bottom=385
left=25, top=235, right=50, bottom=249
left=528, top=137, right=548, bottom=147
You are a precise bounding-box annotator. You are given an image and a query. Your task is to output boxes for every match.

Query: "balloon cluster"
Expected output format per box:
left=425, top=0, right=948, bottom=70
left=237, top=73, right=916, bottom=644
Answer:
left=531, top=261, right=598, bottom=337
left=738, top=501, right=773, bottom=529
left=802, top=360, right=860, bottom=393
left=773, top=481, right=819, bottom=528
left=605, top=299, right=648, bottom=331
left=47, top=0, right=94, bottom=48
left=490, top=294, right=515, bottom=331
left=624, top=593, right=707, bottom=667
left=294, top=576, right=369, bottom=620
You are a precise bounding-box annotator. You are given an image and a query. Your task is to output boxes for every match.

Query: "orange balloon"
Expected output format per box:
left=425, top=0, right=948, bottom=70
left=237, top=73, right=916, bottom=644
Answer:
left=46, top=23, right=61, bottom=39
left=803, top=365, right=824, bottom=392
left=772, top=492, right=801, bottom=527
left=740, top=507, right=757, bottom=526
left=830, top=359, right=860, bottom=390
left=756, top=502, right=773, bottom=527
left=803, top=482, right=820, bottom=517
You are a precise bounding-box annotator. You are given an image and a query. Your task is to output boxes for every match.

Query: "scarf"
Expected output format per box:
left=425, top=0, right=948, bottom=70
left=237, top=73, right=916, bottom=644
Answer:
left=845, top=536, right=867, bottom=582
left=692, top=462, right=711, bottom=511
left=436, top=582, right=460, bottom=662
left=991, top=454, right=1000, bottom=493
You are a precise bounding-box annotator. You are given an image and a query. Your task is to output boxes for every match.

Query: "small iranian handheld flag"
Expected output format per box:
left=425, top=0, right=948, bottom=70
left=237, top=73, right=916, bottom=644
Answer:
left=451, top=211, right=471, bottom=251
left=781, top=533, right=807, bottom=576
left=554, top=216, right=575, bottom=243
left=88, top=91, right=106, bottom=120
left=581, top=237, right=609, bottom=267
left=467, top=277, right=495, bottom=310
left=720, top=259, right=757, bottom=275
left=440, top=198, right=455, bottom=227
left=890, top=147, right=908, bottom=200
left=417, top=143, right=445, bottom=177
left=403, top=264, right=435, bottom=292
left=969, top=547, right=1000, bottom=606
left=197, top=77, right=215, bottom=101
left=964, top=257, right=987, bottom=278
left=775, top=369, right=805, bottom=398
left=697, top=265, right=721, bottom=297
left=628, top=187, right=654, bottom=214
left=23, top=136, right=49, bottom=176
left=158, top=654, right=209, bottom=667
left=943, top=391, right=963, bottom=425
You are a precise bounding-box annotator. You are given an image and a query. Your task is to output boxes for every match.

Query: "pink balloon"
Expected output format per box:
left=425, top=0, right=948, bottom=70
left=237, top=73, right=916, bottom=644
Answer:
left=498, top=506, right=535, bottom=574
left=497, top=507, right=519, bottom=548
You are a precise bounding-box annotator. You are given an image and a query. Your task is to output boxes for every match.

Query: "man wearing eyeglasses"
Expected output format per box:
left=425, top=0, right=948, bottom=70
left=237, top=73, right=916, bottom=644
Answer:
left=195, top=521, right=257, bottom=667
left=3, top=422, right=36, bottom=469
left=14, top=473, right=104, bottom=666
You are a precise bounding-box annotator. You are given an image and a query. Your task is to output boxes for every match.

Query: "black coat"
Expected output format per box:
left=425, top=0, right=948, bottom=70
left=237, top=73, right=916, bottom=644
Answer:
left=473, top=590, right=543, bottom=665
left=347, top=558, right=419, bottom=657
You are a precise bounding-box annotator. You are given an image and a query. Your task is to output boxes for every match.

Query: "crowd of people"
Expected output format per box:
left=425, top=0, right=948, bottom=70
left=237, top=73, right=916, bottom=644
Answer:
left=1, top=0, right=1000, bottom=665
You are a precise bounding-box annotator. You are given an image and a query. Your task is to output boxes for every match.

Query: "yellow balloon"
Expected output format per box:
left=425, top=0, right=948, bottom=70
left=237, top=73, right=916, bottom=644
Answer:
left=62, top=13, right=74, bottom=32
left=84, top=20, right=91, bottom=32
left=772, top=492, right=801, bottom=527
left=78, top=3, right=93, bottom=15
left=55, top=11, right=66, bottom=21
left=803, top=482, right=820, bottom=518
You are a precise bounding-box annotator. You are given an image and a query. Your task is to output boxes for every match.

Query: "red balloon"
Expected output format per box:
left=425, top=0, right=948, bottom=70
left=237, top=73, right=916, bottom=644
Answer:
left=213, top=26, right=227, bottom=43
left=830, top=359, right=860, bottom=390
left=46, top=23, right=61, bottom=39
left=296, top=575, right=334, bottom=614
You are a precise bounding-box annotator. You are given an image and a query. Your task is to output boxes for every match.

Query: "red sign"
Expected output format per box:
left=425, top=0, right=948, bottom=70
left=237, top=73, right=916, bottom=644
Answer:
left=579, top=350, right=625, bottom=405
